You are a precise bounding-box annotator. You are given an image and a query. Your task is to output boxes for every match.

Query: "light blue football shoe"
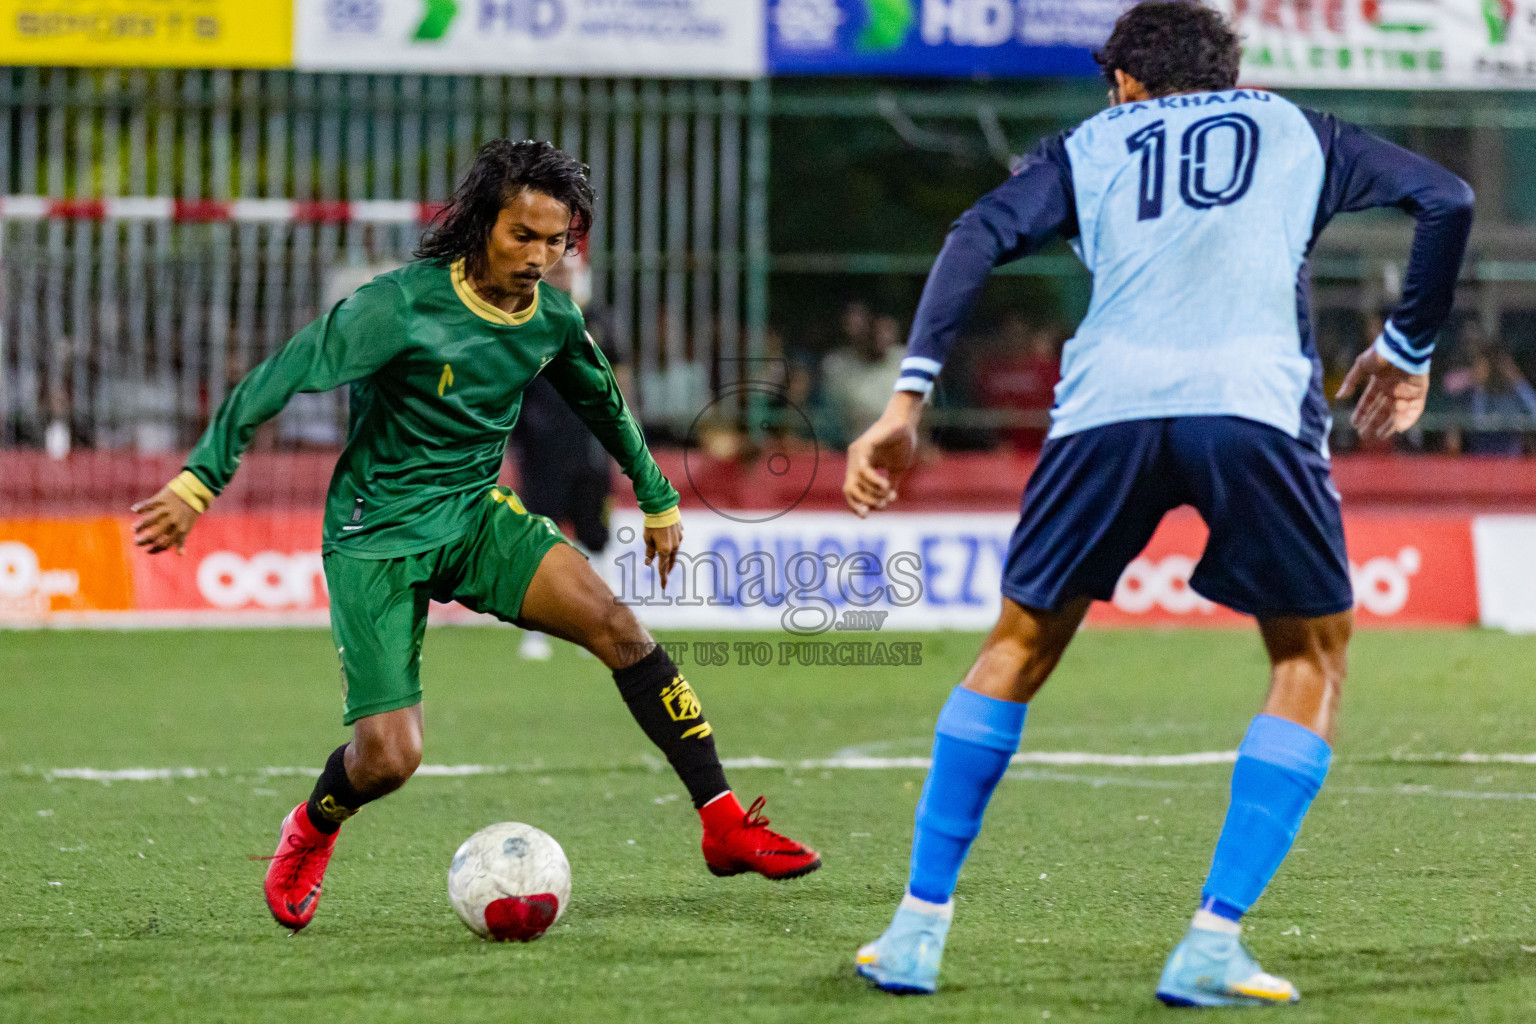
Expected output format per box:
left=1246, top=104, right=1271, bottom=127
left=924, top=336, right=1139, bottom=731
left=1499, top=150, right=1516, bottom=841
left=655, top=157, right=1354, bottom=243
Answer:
left=855, top=893, right=954, bottom=994
left=1156, top=919, right=1299, bottom=1008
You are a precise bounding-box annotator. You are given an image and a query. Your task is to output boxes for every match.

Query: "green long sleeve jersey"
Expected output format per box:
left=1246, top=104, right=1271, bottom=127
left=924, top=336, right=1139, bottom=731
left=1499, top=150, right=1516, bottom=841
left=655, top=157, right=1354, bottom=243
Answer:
left=183, top=259, right=680, bottom=558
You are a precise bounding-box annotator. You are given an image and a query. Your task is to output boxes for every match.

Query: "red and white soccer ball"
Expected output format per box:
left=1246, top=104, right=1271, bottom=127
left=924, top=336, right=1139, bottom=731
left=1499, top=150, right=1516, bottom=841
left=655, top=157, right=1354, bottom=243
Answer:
left=448, top=822, right=571, bottom=941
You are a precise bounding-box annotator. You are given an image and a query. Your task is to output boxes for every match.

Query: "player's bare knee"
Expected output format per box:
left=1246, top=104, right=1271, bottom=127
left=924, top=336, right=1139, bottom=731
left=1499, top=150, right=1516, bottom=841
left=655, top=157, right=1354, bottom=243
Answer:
left=351, top=732, right=422, bottom=793
left=366, top=747, right=420, bottom=792
left=598, top=600, right=650, bottom=666
left=965, top=630, right=1047, bottom=703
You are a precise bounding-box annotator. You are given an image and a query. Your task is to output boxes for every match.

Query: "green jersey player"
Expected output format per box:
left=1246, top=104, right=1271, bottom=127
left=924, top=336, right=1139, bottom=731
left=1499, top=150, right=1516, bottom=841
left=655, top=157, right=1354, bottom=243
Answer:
left=131, top=140, right=820, bottom=934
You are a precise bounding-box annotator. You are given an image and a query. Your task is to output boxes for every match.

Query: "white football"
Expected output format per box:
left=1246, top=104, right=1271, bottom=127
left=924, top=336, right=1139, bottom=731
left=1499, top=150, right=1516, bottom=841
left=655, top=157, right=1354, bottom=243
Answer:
left=448, top=822, right=571, bottom=941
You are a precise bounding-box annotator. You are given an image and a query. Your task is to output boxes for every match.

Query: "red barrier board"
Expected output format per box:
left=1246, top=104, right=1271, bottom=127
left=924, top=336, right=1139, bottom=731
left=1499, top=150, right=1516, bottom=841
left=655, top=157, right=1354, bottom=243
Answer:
left=0, top=518, right=132, bottom=615
left=1085, top=510, right=1478, bottom=627
left=0, top=511, right=1486, bottom=627
left=127, top=514, right=326, bottom=613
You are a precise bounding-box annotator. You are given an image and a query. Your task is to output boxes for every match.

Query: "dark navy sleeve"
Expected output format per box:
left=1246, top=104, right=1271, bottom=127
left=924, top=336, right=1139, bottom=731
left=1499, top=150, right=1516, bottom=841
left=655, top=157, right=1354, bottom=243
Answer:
left=1304, top=109, right=1474, bottom=375
left=895, top=132, right=1078, bottom=396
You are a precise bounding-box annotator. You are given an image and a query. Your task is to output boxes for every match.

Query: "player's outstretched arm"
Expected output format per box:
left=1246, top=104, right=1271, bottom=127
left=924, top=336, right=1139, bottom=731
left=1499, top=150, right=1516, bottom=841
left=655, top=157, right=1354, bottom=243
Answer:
left=844, top=391, right=923, bottom=518
left=843, top=136, right=1075, bottom=520
left=131, top=277, right=409, bottom=555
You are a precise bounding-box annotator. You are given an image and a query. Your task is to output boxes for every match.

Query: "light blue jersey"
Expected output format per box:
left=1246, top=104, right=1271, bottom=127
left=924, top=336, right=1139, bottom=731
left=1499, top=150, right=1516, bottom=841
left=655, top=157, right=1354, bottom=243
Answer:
left=1057, top=91, right=1322, bottom=441
left=897, top=89, right=1474, bottom=454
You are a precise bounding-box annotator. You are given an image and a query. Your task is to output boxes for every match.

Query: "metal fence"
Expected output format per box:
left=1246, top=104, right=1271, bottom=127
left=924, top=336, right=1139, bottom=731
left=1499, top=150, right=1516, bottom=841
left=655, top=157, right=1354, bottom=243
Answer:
left=8, top=69, right=1536, bottom=459
left=0, top=68, right=769, bottom=450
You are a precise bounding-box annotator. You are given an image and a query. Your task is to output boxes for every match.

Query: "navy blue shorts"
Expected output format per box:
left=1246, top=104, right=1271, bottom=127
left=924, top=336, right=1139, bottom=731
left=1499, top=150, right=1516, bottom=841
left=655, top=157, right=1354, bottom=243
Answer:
left=1002, top=417, right=1353, bottom=619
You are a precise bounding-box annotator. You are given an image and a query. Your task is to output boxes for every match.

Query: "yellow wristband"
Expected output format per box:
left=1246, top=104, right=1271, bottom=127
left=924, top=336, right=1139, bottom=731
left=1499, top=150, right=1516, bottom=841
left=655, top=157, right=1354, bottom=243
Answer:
left=166, top=471, right=214, bottom=515
left=643, top=506, right=681, bottom=529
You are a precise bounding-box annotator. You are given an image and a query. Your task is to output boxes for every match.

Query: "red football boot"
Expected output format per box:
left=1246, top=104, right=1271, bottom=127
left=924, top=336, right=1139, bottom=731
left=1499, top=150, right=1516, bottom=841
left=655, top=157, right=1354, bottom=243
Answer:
left=700, top=794, right=821, bottom=880
left=263, top=802, right=338, bottom=931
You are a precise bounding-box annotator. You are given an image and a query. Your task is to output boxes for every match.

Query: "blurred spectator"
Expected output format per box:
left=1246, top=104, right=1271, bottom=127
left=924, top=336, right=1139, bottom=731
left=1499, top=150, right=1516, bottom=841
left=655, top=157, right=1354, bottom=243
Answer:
left=638, top=304, right=710, bottom=434
left=840, top=300, right=873, bottom=354
left=1442, top=326, right=1536, bottom=456
left=130, top=378, right=179, bottom=453
left=975, top=315, right=1064, bottom=451
left=820, top=309, right=905, bottom=445
left=761, top=326, right=817, bottom=444
left=44, top=381, right=69, bottom=461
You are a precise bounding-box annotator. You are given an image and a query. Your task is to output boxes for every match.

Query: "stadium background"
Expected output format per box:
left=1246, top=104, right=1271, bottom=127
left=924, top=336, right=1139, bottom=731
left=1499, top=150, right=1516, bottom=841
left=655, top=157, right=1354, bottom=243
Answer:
left=3, top=1, right=1535, bottom=632
left=6, top=4, right=1536, bottom=1023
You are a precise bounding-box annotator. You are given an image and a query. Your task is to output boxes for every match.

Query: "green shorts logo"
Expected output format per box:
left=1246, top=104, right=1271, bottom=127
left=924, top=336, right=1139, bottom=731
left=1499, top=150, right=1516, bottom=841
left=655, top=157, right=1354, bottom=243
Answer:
left=857, top=0, right=915, bottom=53
left=415, top=0, right=460, bottom=41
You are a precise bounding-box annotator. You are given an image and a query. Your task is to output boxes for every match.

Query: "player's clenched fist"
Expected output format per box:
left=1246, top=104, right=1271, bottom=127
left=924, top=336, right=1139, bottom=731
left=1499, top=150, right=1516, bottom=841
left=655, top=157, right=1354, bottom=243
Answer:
left=844, top=392, right=923, bottom=519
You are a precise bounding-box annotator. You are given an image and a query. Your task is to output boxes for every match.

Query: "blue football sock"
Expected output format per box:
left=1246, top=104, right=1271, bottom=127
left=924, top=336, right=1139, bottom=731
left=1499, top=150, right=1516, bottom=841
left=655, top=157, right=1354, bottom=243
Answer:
left=907, top=687, right=1027, bottom=905
left=1200, top=714, right=1332, bottom=919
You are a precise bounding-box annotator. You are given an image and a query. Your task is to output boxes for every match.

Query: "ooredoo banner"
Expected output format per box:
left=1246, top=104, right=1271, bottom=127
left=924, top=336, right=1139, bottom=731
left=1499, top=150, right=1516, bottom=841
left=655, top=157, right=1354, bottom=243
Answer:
left=127, top=513, right=328, bottom=622
left=601, top=510, right=1482, bottom=632
left=0, top=519, right=130, bottom=615
left=1082, top=510, right=1479, bottom=627
left=294, top=0, right=767, bottom=77
left=0, top=510, right=1522, bottom=630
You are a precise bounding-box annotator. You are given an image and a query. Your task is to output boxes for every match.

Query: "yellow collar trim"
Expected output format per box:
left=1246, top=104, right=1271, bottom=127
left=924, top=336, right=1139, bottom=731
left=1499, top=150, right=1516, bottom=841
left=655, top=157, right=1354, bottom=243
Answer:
left=450, top=259, right=540, bottom=327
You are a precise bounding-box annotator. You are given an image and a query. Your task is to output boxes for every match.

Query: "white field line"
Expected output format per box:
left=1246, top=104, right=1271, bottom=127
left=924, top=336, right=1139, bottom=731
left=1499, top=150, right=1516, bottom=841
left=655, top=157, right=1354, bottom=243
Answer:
left=32, top=753, right=1229, bottom=782
left=37, top=764, right=503, bottom=782
left=45, top=767, right=210, bottom=782
left=29, top=761, right=1536, bottom=803
left=1385, top=752, right=1536, bottom=765
left=1006, top=768, right=1536, bottom=803
left=25, top=749, right=1536, bottom=783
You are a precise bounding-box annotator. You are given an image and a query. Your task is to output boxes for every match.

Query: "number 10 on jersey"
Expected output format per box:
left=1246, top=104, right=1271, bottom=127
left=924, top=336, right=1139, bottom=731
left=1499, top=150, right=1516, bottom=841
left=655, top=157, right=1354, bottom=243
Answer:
left=1126, top=113, right=1261, bottom=221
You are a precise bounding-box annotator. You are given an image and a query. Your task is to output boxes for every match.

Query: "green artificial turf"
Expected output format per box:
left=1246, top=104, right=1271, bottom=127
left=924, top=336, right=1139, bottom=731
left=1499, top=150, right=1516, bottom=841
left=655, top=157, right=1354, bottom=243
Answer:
left=3, top=627, right=1536, bottom=1022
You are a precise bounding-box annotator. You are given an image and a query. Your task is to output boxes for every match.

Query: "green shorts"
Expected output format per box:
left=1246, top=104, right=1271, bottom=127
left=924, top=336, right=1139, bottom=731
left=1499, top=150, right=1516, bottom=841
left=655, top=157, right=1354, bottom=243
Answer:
left=324, top=487, right=566, bottom=724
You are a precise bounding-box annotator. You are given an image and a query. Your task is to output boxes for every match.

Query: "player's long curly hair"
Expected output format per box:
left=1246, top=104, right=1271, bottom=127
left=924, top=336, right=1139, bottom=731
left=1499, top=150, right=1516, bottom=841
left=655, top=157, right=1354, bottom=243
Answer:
left=1096, top=1, right=1241, bottom=97
left=415, top=139, right=595, bottom=279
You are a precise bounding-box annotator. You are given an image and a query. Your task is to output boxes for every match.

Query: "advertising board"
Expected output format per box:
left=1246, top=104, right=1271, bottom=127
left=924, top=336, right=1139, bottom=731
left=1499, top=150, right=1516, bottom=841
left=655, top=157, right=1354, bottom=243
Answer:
left=0, top=509, right=1514, bottom=631
left=295, top=0, right=766, bottom=77
left=0, top=0, right=292, bottom=68
left=768, top=0, right=1127, bottom=77
left=1218, top=0, right=1536, bottom=89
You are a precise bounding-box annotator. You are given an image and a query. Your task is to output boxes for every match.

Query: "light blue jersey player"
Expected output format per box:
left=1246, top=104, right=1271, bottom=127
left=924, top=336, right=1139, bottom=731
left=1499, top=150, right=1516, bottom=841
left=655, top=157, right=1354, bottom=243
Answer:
left=843, top=1, right=1472, bottom=1008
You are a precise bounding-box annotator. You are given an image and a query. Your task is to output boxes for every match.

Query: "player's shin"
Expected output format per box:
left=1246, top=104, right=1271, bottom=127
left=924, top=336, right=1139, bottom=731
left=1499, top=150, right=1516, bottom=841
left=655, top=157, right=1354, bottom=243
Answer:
left=1198, top=715, right=1332, bottom=923
left=907, top=687, right=1027, bottom=904
left=305, top=744, right=376, bottom=834
left=858, top=687, right=1023, bottom=993
left=612, top=646, right=729, bottom=809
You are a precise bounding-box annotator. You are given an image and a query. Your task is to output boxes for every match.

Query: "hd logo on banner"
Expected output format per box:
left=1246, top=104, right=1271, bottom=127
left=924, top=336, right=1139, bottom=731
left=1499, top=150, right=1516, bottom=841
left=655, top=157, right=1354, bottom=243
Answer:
left=296, top=0, right=766, bottom=77
left=769, top=0, right=1130, bottom=77
left=1218, top=0, right=1536, bottom=89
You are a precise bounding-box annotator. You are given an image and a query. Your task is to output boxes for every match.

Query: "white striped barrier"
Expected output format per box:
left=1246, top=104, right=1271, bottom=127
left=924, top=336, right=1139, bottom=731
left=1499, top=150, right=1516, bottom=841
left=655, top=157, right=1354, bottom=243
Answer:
left=0, top=196, right=442, bottom=224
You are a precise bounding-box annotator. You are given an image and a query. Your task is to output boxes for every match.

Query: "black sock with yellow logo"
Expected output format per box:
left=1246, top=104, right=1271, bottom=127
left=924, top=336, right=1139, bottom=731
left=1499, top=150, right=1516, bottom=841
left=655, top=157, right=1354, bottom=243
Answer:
left=305, top=744, right=371, bottom=834
left=613, top=646, right=729, bottom=809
